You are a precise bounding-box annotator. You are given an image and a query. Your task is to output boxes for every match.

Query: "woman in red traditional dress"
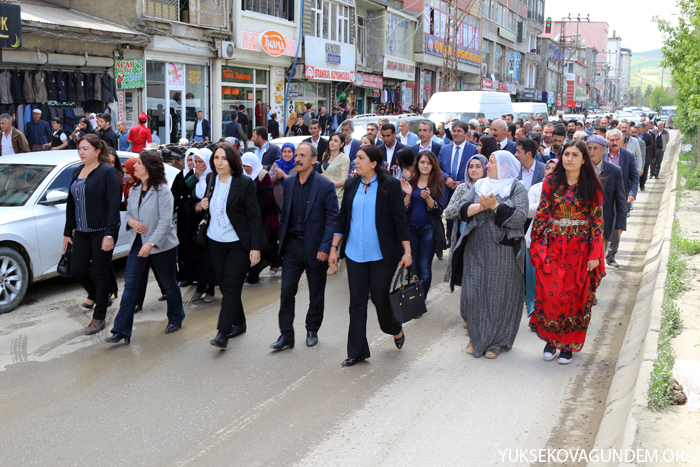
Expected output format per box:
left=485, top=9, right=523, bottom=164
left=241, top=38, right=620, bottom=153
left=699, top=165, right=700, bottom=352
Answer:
left=529, top=140, right=605, bottom=364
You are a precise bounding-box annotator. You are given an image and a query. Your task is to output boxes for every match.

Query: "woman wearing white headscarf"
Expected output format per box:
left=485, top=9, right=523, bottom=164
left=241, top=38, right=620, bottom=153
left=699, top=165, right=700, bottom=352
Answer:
left=241, top=153, right=280, bottom=283
left=171, top=149, right=197, bottom=285
left=449, top=150, right=528, bottom=359
left=179, top=148, right=218, bottom=301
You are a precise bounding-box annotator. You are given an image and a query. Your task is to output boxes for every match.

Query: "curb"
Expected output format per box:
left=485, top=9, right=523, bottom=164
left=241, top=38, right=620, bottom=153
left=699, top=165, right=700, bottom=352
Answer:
left=587, top=132, right=680, bottom=467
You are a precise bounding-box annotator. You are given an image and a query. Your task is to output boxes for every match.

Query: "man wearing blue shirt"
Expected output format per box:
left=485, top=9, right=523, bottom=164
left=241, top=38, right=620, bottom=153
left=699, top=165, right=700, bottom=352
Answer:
left=117, top=121, right=131, bottom=152
left=25, top=109, right=52, bottom=152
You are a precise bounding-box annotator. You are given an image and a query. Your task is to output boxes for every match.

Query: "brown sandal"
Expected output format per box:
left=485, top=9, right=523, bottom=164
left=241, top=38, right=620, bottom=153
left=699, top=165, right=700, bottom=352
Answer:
left=484, top=347, right=502, bottom=359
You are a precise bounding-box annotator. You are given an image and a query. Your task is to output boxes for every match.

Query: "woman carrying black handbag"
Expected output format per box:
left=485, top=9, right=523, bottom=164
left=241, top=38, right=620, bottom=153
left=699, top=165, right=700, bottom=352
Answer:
left=328, top=145, right=412, bottom=367
left=197, top=144, right=263, bottom=349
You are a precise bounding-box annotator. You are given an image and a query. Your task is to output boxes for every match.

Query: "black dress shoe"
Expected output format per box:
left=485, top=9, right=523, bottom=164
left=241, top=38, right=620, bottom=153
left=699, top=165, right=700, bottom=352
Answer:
left=210, top=332, right=228, bottom=348
left=227, top=323, right=247, bottom=338
left=158, top=295, right=167, bottom=302
left=269, top=335, right=294, bottom=350
left=164, top=322, right=182, bottom=334
left=306, top=331, right=318, bottom=346
left=342, top=358, right=365, bottom=367
left=81, top=302, right=95, bottom=309
left=105, top=333, right=130, bottom=344
left=179, top=281, right=192, bottom=287
left=394, top=332, right=405, bottom=350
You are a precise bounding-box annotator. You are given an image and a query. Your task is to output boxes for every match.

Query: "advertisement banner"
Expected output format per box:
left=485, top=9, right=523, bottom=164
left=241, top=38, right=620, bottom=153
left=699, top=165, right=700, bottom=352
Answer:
left=355, top=73, right=383, bottom=89
left=481, top=78, right=495, bottom=92
left=425, top=35, right=480, bottom=66
left=270, top=67, right=285, bottom=129
left=240, top=30, right=296, bottom=57
left=305, top=66, right=356, bottom=83
left=383, top=57, right=416, bottom=81
left=166, top=63, right=184, bottom=87
left=0, top=3, right=21, bottom=49
left=115, top=59, right=145, bottom=90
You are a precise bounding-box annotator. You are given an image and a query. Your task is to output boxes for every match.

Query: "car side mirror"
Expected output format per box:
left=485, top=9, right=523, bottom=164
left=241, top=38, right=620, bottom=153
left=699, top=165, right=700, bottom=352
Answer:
left=40, top=190, right=69, bottom=205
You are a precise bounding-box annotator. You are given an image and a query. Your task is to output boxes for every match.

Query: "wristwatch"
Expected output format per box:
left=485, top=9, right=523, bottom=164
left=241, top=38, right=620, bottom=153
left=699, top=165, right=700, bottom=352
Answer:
left=105, top=235, right=113, bottom=239
left=150, top=242, right=156, bottom=248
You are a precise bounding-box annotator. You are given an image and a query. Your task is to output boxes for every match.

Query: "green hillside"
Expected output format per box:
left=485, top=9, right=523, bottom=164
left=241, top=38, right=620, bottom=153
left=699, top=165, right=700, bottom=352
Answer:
left=631, top=49, right=662, bottom=69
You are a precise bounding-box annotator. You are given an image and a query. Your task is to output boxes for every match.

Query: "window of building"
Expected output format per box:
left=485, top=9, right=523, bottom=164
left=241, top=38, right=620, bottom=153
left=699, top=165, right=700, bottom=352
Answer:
left=482, top=39, right=492, bottom=74
left=495, top=43, right=504, bottom=79
left=338, top=5, right=349, bottom=44
left=242, top=0, right=294, bottom=22
left=385, top=12, right=413, bottom=60
left=143, top=0, right=228, bottom=27
left=310, top=1, right=351, bottom=43
left=357, top=15, right=366, bottom=64
left=311, top=0, right=323, bottom=38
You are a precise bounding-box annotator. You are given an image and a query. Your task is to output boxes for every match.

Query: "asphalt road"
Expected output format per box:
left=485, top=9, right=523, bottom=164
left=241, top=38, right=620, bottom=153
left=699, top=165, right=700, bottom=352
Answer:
left=0, top=158, right=668, bottom=466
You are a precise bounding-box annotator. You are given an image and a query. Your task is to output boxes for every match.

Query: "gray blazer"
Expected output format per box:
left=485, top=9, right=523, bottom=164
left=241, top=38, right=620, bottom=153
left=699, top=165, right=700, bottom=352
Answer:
left=125, top=183, right=179, bottom=254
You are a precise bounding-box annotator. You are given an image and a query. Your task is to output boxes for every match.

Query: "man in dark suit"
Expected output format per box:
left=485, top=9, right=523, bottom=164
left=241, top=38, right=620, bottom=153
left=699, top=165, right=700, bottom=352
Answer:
left=411, top=120, right=443, bottom=157
left=268, top=112, right=281, bottom=139
left=192, top=111, right=211, bottom=142
left=270, top=142, right=339, bottom=350
left=95, top=113, right=119, bottom=150
left=378, top=123, right=406, bottom=169
left=492, top=118, right=517, bottom=154
left=225, top=112, right=248, bottom=145
left=303, top=119, right=328, bottom=157
left=638, top=122, right=655, bottom=191
left=438, top=120, right=477, bottom=239
left=588, top=135, right=627, bottom=267
left=252, top=126, right=282, bottom=170
left=237, top=105, right=249, bottom=137
left=604, top=129, right=638, bottom=267
left=340, top=119, right=361, bottom=168
left=515, top=138, right=546, bottom=191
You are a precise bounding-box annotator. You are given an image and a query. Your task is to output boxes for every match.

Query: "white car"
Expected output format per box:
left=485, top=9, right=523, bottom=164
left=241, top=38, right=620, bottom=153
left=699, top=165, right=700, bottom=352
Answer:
left=0, top=150, right=179, bottom=314
left=269, top=135, right=324, bottom=149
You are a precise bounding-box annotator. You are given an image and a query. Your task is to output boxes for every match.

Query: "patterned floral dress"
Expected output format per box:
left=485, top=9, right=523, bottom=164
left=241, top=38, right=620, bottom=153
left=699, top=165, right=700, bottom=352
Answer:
left=528, top=178, right=605, bottom=352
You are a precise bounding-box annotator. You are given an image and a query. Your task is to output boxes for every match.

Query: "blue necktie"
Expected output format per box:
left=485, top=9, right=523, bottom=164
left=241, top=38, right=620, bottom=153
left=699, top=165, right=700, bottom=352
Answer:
left=451, top=146, right=461, bottom=180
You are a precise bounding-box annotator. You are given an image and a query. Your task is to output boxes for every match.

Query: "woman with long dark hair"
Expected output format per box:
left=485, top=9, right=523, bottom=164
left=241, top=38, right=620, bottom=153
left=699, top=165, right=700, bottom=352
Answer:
left=449, top=150, right=528, bottom=359
left=320, top=132, right=351, bottom=206
left=477, top=134, right=499, bottom=159
left=529, top=140, right=605, bottom=364
left=328, top=144, right=412, bottom=367
left=106, top=152, right=185, bottom=343
left=63, top=134, right=120, bottom=334
left=201, top=144, right=263, bottom=349
left=400, top=150, right=445, bottom=297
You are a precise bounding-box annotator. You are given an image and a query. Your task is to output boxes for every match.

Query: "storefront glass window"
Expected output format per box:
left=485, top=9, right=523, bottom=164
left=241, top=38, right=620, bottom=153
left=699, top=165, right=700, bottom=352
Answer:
left=482, top=40, right=492, bottom=74
left=186, top=65, right=208, bottom=139
left=221, top=68, right=269, bottom=138
left=146, top=62, right=166, bottom=142
left=255, top=70, right=268, bottom=85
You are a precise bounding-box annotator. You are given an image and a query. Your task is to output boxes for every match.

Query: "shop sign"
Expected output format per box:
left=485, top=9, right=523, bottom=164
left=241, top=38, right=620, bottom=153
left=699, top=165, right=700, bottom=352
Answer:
left=115, top=59, right=144, bottom=90
left=481, top=78, right=495, bottom=92
left=498, top=27, right=516, bottom=42
left=166, top=63, right=184, bottom=86
left=425, top=35, right=480, bottom=66
left=222, top=66, right=253, bottom=84
left=305, top=66, right=356, bottom=83
left=240, top=30, right=296, bottom=57
left=506, top=83, right=516, bottom=94
left=497, top=83, right=507, bottom=93
left=354, top=73, right=383, bottom=89
left=383, top=57, right=415, bottom=81
left=522, top=88, right=541, bottom=101
left=0, top=3, right=21, bottom=49
left=304, top=36, right=355, bottom=73
left=188, top=68, right=202, bottom=85
left=258, top=30, right=286, bottom=57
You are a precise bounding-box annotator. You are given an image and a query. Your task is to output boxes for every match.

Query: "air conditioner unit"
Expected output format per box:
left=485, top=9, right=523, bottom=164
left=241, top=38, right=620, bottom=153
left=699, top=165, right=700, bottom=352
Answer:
left=291, top=66, right=305, bottom=80
left=220, top=41, right=235, bottom=59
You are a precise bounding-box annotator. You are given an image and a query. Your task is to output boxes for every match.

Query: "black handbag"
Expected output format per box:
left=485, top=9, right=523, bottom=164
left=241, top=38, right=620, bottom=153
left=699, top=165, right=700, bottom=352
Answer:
left=389, top=266, right=427, bottom=323
left=57, top=242, right=72, bottom=278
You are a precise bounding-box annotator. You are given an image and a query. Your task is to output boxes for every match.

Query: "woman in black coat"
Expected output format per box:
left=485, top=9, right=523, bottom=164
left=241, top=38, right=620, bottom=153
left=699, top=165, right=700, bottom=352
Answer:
left=63, top=134, right=120, bottom=335
left=328, top=145, right=412, bottom=367
left=198, top=144, right=263, bottom=349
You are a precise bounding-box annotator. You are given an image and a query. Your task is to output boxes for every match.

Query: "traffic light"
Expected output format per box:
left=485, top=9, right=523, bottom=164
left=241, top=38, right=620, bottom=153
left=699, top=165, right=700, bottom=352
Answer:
left=545, top=17, right=552, bottom=34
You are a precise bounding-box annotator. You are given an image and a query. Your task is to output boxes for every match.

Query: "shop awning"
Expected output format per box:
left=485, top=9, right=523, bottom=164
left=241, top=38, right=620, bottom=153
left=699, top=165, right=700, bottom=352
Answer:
left=21, top=3, right=147, bottom=41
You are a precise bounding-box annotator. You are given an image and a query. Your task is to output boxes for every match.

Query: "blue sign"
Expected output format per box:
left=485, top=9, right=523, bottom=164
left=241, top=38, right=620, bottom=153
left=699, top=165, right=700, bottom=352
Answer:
left=326, top=53, right=341, bottom=65
left=515, top=51, right=521, bottom=84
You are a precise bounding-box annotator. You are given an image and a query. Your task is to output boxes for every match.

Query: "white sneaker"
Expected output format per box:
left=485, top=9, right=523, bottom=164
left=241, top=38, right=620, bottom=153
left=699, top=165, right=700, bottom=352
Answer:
left=543, top=344, right=557, bottom=361
left=558, top=351, right=573, bottom=364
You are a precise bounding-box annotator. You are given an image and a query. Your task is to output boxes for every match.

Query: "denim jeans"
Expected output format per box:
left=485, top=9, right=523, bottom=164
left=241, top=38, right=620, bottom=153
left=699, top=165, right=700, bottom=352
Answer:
left=409, top=224, right=435, bottom=295
left=111, top=237, right=184, bottom=337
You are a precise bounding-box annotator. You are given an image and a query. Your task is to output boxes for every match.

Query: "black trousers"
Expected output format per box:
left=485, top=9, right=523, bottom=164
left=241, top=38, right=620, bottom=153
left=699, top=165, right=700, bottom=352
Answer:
left=208, top=239, right=249, bottom=333
left=278, top=237, right=327, bottom=338
left=640, top=160, right=652, bottom=189
left=71, top=231, right=114, bottom=320
left=345, top=258, right=402, bottom=360
left=653, top=149, right=665, bottom=176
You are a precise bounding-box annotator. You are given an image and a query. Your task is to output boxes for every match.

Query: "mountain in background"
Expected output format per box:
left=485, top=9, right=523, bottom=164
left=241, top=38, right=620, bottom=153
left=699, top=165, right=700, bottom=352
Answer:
left=631, top=49, right=663, bottom=69
left=630, top=48, right=669, bottom=90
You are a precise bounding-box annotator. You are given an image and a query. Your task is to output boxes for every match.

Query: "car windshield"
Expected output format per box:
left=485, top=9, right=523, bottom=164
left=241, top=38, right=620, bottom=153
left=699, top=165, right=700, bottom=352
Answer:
left=423, top=112, right=479, bottom=125
left=0, top=164, right=54, bottom=207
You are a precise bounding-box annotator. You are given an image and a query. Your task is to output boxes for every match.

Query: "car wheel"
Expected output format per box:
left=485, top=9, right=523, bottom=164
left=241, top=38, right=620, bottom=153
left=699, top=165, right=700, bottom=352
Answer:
left=0, top=247, right=30, bottom=314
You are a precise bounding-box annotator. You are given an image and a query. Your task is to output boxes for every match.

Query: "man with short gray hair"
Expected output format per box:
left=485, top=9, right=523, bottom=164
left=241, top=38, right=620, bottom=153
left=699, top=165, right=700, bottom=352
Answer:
left=0, top=113, right=30, bottom=156
left=491, top=118, right=517, bottom=154
left=340, top=120, right=360, bottom=163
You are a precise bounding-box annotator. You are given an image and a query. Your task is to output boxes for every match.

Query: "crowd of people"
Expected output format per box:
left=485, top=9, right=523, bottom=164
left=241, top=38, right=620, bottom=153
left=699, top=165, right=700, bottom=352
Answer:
left=50, top=106, right=669, bottom=366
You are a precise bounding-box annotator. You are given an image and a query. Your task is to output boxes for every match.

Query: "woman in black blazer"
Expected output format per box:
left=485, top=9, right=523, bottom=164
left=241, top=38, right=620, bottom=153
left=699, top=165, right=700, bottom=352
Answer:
left=328, top=144, right=412, bottom=367
left=63, top=134, right=121, bottom=335
left=198, top=144, right=264, bottom=349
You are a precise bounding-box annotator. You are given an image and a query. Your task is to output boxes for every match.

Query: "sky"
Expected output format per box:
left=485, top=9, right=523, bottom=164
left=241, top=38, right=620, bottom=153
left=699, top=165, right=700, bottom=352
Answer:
left=544, top=1, right=681, bottom=54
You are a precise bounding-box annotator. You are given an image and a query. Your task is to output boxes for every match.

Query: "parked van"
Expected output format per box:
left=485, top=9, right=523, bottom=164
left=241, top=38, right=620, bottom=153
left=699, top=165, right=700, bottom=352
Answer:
left=423, top=91, right=513, bottom=125
left=511, top=102, right=548, bottom=121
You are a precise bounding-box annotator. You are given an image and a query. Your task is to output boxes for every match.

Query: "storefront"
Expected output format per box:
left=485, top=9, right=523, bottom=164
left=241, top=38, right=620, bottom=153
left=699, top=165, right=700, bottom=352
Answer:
left=354, top=73, right=384, bottom=114
left=382, top=57, right=416, bottom=112
left=145, top=36, right=212, bottom=145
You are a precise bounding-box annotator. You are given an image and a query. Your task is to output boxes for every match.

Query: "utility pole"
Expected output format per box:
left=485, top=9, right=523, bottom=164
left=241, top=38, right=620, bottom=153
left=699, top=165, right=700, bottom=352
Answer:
left=440, top=0, right=475, bottom=92
left=555, top=14, right=590, bottom=113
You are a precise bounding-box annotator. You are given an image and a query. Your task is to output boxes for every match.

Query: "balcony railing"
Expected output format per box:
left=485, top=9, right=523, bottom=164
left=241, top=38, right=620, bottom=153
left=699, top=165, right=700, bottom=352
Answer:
left=527, top=10, right=543, bottom=24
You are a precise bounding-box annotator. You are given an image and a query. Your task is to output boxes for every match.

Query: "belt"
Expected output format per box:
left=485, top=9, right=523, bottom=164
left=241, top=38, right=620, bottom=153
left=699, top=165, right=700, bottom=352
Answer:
left=289, top=232, right=304, bottom=241
left=550, top=218, right=587, bottom=227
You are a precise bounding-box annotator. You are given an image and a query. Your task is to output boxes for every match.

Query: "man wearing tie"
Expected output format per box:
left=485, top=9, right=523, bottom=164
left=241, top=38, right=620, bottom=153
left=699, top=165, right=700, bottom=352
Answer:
left=269, top=142, right=339, bottom=350
left=438, top=120, right=477, bottom=238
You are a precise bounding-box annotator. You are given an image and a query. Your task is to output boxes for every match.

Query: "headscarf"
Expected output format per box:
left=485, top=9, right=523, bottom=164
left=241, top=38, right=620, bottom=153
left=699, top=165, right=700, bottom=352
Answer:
left=276, top=143, right=296, bottom=174
left=242, top=153, right=262, bottom=181
left=474, top=150, right=522, bottom=198
left=464, top=154, right=488, bottom=188
left=182, top=148, right=196, bottom=178
left=122, top=158, right=138, bottom=203
left=194, top=148, right=212, bottom=199
left=89, top=113, right=98, bottom=129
